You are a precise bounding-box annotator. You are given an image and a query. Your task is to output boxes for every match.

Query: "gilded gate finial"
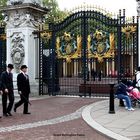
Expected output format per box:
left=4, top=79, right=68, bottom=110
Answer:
left=41, top=32, right=52, bottom=40
left=0, top=34, right=6, bottom=40
left=122, top=26, right=137, bottom=39
left=67, top=4, right=114, bottom=18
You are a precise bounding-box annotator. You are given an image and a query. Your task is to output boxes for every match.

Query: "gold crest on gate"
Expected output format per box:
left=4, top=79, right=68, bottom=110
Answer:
left=56, top=32, right=81, bottom=63
left=88, top=30, right=115, bottom=63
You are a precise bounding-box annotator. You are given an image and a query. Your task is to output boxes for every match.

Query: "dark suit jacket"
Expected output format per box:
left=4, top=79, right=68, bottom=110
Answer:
left=17, top=73, right=30, bottom=94
left=0, top=71, right=14, bottom=91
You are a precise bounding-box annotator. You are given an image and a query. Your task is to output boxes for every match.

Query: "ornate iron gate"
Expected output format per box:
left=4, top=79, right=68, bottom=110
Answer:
left=0, top=26, right=6, bottom=74
left=118, top=10, right=138, bottom=81
left=38, top=8, right=138, bottom=96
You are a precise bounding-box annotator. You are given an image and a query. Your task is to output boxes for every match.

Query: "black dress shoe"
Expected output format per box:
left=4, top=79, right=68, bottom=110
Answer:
left=23, top=112, right=31, bottom=114
left=7, top=112, right=12, bottom=116
left=14, top=106, right=17, bottom=112
left=3, top=113, right=8, bottom=117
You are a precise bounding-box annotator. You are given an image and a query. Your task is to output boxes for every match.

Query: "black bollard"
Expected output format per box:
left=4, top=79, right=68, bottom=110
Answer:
left=88, top=86, right=91, bottom=97
left=109, top=83, right=115, bottom=114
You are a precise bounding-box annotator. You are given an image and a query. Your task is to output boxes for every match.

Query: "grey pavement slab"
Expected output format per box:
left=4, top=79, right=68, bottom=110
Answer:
left=82, top=99, right=140, bottom=140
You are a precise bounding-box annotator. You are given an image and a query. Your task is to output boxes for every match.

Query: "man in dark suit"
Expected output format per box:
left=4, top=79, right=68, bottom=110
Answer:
left=0, top=64, right=14, bottom=116
left=14, top=65, right=31, bottom=114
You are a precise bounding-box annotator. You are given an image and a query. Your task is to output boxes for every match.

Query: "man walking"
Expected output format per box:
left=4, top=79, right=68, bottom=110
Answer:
left=0, top=64, right=14, bottom=116
left=14, top=65, right=31, bottom=114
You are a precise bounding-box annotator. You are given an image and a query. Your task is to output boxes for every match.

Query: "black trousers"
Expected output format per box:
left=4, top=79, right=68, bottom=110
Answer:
left=2, top=90, right=14, bottom=114
left=15, top=93, right=29, bottom=113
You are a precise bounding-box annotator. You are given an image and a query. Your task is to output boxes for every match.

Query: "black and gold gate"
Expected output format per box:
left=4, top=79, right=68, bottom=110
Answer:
left=0, top=26, right=6, bottom=74
left=38, top=8, right=138, bottom=96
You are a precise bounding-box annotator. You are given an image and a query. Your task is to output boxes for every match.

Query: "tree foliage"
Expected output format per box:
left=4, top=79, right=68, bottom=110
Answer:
left=43, top=0, right=68, bottom=23
left=0, top=0, right=7, bottom=21
left=0, top=0, right=68, bottom=24
left=0, top=0, right=6, bottom=7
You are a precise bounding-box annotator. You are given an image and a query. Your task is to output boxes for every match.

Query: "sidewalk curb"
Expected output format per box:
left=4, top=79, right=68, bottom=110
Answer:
left=82, top=101, right=131, bottom=140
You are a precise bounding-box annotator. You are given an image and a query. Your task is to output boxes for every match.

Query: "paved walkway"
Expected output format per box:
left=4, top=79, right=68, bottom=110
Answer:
left=0, top=96, right=111, bottom=140
left=1, top=95, right=140, bottom=140
left=82, top=99, right=140, bottom=140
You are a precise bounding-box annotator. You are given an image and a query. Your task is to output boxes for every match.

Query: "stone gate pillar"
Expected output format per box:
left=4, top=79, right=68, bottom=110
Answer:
left=2, top=0, right=48, bottom=94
